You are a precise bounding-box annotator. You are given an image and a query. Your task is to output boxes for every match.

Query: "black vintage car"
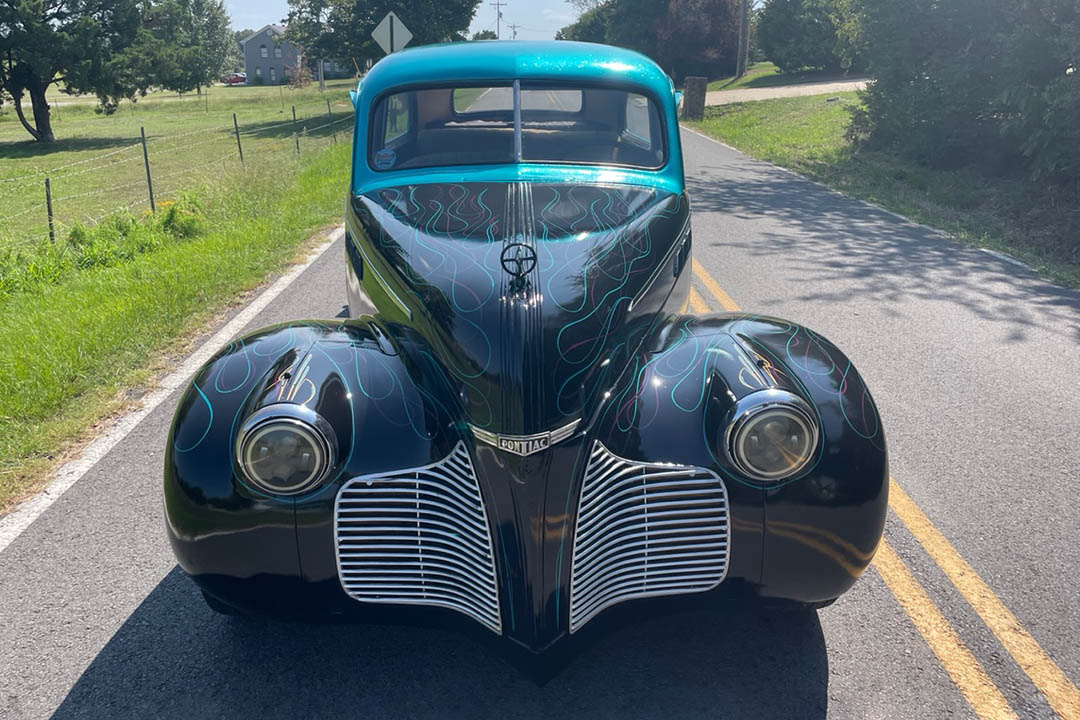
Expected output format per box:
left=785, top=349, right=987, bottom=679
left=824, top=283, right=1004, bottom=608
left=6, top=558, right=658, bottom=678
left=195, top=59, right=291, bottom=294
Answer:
left=165, top=41, right=888, bottom=655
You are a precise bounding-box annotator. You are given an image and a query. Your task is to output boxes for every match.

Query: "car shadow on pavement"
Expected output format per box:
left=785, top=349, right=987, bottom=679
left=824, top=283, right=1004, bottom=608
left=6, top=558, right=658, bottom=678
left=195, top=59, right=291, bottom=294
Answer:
left=51, top=567, right=828, bottom=719
left=685, top=162, right=1080, bottom=346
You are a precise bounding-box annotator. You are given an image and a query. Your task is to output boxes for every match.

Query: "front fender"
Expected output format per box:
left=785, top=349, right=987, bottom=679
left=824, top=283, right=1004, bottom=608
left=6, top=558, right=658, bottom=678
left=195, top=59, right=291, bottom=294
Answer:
left=590, top=314, right=888, bottom=602
left=164, top=319, right=464, bottom=609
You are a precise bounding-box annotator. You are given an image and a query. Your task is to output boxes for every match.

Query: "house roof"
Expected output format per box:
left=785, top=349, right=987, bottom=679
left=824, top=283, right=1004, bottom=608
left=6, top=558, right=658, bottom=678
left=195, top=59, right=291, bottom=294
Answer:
left=241, top=24, right=287, bottom=46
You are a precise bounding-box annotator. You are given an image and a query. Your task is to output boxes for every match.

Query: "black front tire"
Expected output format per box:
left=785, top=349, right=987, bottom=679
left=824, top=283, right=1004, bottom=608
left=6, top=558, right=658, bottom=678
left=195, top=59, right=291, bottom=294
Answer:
left=757, top=597, right=837, bottom=615
left=201, top=589, right=247, bottom=617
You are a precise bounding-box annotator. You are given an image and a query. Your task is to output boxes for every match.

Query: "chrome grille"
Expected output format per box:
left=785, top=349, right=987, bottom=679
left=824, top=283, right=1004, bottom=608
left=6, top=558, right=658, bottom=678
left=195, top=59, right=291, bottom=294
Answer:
left=569, top=442, right=730, bottom=632
left=334, top=442, right=502, bottom=634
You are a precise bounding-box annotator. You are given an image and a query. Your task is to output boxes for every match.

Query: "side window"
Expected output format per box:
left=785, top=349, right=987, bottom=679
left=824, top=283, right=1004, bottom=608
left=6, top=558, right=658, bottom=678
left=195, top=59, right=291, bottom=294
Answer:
left=269, top=67, right=276, bottom=83
left=259, top=44, right=268, bottom=59
left=255, top=67, right=262, bottom=79
left=384, top=95, right=410, bottom=144
left=624, top=93, right=652, bottom=146
left=274, top=46, right=282, bottom=59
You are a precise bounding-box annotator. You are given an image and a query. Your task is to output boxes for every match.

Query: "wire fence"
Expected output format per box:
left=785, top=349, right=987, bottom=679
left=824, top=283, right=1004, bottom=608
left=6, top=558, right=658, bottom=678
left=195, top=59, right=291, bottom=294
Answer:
left=0, top=99, right=355, bottom=249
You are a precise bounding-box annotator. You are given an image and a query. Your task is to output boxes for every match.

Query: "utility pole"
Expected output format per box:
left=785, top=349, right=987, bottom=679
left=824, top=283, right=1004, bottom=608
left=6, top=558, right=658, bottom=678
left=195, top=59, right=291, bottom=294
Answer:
left=490, top=0, right=506, bottom=39
left=736, top=0, right=750, bottom=77
left=508, top=23, right=520, bottom=40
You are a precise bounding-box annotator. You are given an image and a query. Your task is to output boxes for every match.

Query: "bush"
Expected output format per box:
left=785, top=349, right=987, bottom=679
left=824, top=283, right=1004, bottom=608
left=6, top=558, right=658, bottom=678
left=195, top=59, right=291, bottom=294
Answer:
left=853, top=0, right=1080, bottom=186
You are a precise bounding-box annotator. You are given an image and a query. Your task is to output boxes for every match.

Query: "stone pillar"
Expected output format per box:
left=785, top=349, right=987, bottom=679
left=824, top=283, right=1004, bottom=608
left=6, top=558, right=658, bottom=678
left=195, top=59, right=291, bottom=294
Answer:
left=681, top=77, right=707, bottom=121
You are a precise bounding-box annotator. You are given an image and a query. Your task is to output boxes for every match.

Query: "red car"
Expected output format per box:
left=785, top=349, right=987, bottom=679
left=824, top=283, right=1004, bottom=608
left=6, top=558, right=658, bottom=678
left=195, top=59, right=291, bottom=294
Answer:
left=223, top=72, right=247, bottom=85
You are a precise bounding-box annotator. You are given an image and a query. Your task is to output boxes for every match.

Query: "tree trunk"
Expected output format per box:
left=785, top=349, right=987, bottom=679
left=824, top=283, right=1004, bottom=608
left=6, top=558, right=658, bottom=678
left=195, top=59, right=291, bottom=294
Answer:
left=13, top=80, right=54, bottom=142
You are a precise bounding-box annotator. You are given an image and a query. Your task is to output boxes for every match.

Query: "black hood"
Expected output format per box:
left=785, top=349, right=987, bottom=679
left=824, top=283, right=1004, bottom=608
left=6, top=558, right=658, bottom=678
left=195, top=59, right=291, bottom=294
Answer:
left=350, top=181, right=689, bottom=436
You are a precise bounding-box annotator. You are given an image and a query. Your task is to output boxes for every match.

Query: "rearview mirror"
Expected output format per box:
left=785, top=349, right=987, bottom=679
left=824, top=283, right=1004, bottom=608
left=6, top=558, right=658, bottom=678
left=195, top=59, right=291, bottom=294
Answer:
left=349, top=89, right=358, bottom=108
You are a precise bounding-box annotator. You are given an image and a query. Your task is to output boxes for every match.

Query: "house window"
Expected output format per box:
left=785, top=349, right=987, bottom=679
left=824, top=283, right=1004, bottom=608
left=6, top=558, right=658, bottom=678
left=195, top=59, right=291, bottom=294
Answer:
left=270, top=67, right=276, bottom=83
left=274, top=46, right=282, bottom=59
left=255, top=67, right=262, bottom=78
left=260, top=44, right=268, bottom=59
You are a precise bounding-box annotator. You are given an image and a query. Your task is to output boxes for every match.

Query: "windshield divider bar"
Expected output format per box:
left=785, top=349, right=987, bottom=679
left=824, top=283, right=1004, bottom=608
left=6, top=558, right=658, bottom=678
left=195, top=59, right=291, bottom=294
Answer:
left=513, top=80, right=522, bottom=162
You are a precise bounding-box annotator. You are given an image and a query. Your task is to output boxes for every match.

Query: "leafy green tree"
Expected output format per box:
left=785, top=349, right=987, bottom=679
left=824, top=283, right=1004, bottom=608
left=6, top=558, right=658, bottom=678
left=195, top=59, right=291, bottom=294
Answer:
left=756, top=0, right=845, bottom=73
left=286, top=0, right=482, bottom=70
left=135, top=0, right=234, bottom=94
left=0, top=0, right=144, bottom=142
left=555, top=2, right=614, bottom=42
left=655, top=0, right=740, bottom=81
left=556, top=0, right=740, bottom=82
left=471, top=29, right=498, bottom=40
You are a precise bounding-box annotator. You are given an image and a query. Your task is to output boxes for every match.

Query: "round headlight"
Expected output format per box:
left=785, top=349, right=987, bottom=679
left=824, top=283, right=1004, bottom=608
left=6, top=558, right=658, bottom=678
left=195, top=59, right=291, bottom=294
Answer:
left=236, top=406, right=336, bottom=495
left=727, top=391, right=818, bottom=481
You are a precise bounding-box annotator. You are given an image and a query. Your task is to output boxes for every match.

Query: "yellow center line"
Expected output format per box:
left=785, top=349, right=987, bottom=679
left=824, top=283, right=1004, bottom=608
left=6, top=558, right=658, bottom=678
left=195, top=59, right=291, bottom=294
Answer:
left=890, top=478, right=1080, bottom=719
left=691, top=258, right=740, bottom=312
left=688, top=286, right=709, bottom=314
left=688, top=261, right=1053, bottom=720
left=874, top=541, right=1019, bottom=719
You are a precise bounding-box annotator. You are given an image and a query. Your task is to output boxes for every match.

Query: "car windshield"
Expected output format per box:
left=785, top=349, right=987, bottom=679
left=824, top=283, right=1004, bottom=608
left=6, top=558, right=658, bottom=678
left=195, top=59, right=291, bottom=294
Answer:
left=368, top=83, right=666, bottom=172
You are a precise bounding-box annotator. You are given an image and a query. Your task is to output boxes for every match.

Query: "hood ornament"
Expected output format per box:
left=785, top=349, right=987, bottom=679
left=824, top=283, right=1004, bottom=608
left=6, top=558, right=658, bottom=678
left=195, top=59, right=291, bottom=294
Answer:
left=471, top=420, right=580, bottom=457
left=501, top=242, right=537, bottom=278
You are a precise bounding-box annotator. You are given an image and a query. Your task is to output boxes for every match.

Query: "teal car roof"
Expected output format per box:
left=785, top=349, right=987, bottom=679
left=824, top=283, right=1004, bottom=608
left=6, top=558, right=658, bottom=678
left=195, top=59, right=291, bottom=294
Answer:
left=361, top=41, right=674, bottom=98
left=350, top=41, right=684, bottom=195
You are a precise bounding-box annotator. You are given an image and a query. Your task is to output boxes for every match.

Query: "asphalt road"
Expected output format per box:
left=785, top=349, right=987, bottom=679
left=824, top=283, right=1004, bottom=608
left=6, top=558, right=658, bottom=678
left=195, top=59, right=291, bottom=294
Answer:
left=2, top=128, right=1079, bottom=719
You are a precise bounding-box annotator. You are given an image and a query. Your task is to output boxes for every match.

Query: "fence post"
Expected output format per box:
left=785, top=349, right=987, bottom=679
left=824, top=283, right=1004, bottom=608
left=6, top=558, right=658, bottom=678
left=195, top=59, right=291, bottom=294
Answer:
left=233, top=113, right=244, bottom=165
left=45, top=178, right=55, bottom=243
left=140, top=126, right=156, bottom=213
left=326, top=100, right=336, bottom=144
left=292, top=105, right=300, bottom=154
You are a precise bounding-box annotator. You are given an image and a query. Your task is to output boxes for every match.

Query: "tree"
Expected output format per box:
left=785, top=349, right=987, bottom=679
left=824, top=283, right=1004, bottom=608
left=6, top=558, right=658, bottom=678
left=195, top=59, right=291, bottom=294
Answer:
left=556, top=2, right=615, bottom=42
left=0, top=0, right=144, bottom=142
left=286, top=0, right=482, bottom=70
left=472, top=29, right=498, bottom=40
left=556, top=0, right=740, bottom=83
left=756, top=0, right=846, bottom=73
left=135, top=0, right=234, bottom=94
left=655, top=0, right=740, bottom=81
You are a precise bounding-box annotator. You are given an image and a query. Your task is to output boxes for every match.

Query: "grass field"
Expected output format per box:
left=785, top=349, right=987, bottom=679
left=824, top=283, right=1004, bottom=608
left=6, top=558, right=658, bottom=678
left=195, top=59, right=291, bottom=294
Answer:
left=706, top=61, right=863, bottom=92
left=685, top=93, right=1080, bottom=289
left=0, top=79, right=357, bottom=249
left=0, top=81, right=356, bottom=511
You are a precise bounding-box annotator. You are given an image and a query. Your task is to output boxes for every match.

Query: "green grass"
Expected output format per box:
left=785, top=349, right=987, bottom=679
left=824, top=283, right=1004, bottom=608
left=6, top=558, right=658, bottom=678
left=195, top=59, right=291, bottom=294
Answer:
left=0, top=139, right=351, bottom=511
left=685, top=93, right=1080, bottom=289
left=706, top=61, right=862, bottom=92
left=0, top=79, right=356, bottom=249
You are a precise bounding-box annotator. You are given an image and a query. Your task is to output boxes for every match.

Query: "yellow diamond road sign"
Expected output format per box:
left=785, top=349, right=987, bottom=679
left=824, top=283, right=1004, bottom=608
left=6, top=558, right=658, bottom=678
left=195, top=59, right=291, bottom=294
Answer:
left=372, top=11, right=413, bottom=55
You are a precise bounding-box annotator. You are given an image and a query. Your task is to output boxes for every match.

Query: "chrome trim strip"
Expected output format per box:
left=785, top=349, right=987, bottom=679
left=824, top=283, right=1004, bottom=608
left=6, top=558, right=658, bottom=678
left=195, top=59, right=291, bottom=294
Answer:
left=346, top=212, right=413, bottom=320
left=333, top=442, right=502, bottom=634
left=568, top=441, right=730, bottom=633
left=627, top=213, right=691, bottom=312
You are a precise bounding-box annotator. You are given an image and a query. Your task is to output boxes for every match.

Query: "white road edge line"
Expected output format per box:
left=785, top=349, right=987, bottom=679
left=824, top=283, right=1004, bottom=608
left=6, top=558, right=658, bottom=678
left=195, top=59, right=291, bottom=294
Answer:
left=0, top=227, right=344, bottom=555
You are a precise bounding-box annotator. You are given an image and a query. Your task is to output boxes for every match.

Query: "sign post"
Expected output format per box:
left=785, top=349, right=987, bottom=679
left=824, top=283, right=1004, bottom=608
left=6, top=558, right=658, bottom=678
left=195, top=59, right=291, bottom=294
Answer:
left=372, top=12, right=413, bottom=55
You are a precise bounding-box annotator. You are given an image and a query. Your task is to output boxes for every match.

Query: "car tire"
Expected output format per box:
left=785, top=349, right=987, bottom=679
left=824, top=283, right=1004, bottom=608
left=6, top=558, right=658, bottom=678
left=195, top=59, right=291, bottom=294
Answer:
left=201, top=590, right=247, bottom=617
left=756, top=597, right=837, bottom=615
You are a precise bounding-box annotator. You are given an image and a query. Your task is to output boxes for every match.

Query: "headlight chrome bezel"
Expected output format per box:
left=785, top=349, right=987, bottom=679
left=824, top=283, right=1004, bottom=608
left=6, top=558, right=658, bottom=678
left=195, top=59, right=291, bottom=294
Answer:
left=725, top=390, right=819, bottom=482
left=235, top=404, right=337, bottom=496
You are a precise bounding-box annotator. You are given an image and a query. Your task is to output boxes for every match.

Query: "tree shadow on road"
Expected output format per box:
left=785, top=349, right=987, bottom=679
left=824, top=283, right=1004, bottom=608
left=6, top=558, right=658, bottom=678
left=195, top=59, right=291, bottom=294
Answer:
left=686, top=157, right=1080, bottom=345
left=50, top=567, right=828, bottom=719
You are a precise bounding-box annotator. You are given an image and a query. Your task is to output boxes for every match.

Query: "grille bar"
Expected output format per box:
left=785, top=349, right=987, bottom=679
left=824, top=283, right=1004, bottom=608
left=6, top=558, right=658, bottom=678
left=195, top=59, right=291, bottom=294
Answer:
left=569, top=442, right=730, bottom=632
left=334, top=442, right=502, bottom=634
